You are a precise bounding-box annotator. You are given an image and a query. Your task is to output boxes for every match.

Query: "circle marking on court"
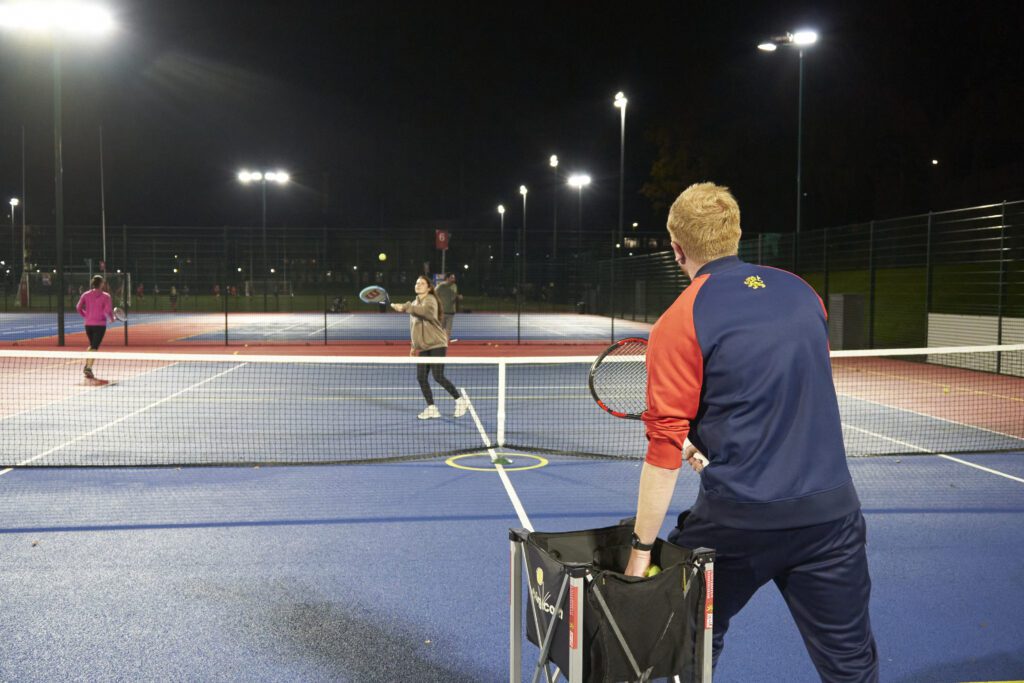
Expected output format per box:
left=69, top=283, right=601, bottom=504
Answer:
left=445, top=453, right=548, bottom=472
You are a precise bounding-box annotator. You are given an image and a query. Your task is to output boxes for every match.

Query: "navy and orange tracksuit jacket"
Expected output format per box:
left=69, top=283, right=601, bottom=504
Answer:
left=642, top=255, right=860, bottom=530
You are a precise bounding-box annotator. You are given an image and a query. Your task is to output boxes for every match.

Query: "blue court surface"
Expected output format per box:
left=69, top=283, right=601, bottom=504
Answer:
left=1, top=453, right=1023, bottom=682
left=0, top=312, right=653, bottom=343
left=2, top=351, right=1023, bottom=680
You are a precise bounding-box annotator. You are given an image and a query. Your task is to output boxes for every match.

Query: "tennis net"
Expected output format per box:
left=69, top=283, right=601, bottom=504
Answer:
left=1, top=344, right=1021, bottom=467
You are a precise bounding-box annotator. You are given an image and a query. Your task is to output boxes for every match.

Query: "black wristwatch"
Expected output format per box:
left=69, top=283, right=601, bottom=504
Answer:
left=630, top=532, right=655, bottom=552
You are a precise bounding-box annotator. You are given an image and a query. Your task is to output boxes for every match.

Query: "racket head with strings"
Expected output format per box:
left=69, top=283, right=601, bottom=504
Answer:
left=358, top=285, right=390, bottom=305
left=588, top=337, right=649, bottom=419
left=112, top=307, right=127, bottom=322
left=589, top=336, right=710, bottom=468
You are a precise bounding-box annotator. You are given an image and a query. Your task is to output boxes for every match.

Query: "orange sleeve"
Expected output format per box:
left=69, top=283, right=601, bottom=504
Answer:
left=642, top=276, right=707, bottom=469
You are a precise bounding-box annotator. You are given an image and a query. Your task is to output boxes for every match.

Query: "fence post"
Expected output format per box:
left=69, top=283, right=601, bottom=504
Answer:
left=867, top=221, right=876, bottom=348
left=924, top=212, right=933, bottom=344
left=823, top=227, right=829, bottom=314
left=223, top=226, right=229, bottom=346
left=123, top=224, right=129, bottom=346
left=996, top=201, right=1007, bottom=373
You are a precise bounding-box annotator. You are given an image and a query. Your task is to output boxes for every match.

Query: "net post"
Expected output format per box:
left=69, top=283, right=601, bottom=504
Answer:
left=497, top=360, right=507, bottom=447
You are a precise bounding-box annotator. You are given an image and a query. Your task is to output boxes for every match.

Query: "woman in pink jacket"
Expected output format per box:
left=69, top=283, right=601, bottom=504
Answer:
left=76, top=275, right=114, bottom=379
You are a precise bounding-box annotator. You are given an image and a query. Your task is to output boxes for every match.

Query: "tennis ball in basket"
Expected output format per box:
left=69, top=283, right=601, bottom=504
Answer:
left=645, top=564, right=661, bottom=577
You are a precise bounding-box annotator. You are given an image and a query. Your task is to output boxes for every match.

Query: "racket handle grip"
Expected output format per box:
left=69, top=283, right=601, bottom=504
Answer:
left=683, top=438, right=709, bottom=468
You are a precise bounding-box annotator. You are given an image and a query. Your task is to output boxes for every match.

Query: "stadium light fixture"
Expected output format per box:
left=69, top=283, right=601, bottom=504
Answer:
left=567, top=174, right=591, bottom=188
left=549, top=155, right=558, bottom=168
left=757, top=29, right=817, bottom=234
left=0, top=2, right=115, bottom=37
left=792, top=30, right=818, bottom=46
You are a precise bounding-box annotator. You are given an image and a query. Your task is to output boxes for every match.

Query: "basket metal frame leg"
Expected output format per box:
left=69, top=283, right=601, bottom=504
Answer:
left=510, top=537, right=523, bottom=683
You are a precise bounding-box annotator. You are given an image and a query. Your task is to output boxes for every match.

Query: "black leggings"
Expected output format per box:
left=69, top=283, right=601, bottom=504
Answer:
left=417, top=347, right=459, bottom=405
left=85, top=325, right=107, bottom=350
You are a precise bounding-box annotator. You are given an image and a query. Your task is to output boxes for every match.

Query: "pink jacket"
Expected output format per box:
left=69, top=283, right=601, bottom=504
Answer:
left=76, top=289, right=114, bottom=326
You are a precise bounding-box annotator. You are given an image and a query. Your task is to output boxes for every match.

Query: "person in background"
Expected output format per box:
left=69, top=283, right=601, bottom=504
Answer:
left=434, top=272, right=462, bottom=341
left=625, top=182, right=878, bottom=682
left=391, top=276, right=469, bottom=420
left=75, top=274, right=115, bottom=380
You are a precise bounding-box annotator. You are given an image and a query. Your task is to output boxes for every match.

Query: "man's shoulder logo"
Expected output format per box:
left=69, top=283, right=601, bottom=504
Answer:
left=744, top=275, right=766, bottom=290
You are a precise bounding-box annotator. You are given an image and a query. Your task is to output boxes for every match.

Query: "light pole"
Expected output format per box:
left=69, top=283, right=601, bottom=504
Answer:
left=519, top=185, right=528, bottom=293
left=614, top=92, right=627, bottom=244
left=568, top=174, right=591, bottom=323
left=549, top=154, right=559, bottom=258
left=0, top=2, right=115, bottom=345
left=567, top=174, right=591, bottom=248
left=8, top=198, right=17, bottom=272
left=238, top=169, right=289, bottom=310
left=497, top=204, right=505, bottom=276
left=758, top=30, right=818, bottom=235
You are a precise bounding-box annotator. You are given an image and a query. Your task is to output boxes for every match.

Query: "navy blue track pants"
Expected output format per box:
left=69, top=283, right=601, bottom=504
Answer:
left=669, top=509, right=879, bottom=683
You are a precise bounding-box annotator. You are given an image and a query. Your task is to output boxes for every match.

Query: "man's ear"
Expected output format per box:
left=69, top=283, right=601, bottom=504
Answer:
left=671, top=242, right=685, bottom=266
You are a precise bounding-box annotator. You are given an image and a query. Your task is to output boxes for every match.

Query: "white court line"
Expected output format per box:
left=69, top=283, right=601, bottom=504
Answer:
left=461, top=387, right=533, bottom=531
left=0, top=360, right=181, bottom=425
left=307, top=314, right=353, bottom=337
left=838, top=392, right=1024, bottom=444
left=0, top=362, right=247, bottom=475
left=844, top=422, right=1024, bottom=484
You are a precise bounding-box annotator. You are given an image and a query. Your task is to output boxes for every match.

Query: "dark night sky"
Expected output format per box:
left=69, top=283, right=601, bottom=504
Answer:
left=0, top=0, right=1020, bottom=237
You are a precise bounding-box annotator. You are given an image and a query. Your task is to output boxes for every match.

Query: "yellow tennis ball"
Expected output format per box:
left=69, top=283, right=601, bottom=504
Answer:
left=644, top=564, right=661, bottom=577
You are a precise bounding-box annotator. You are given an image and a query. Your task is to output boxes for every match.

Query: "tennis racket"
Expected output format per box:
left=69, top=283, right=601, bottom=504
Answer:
left=588, top=337, right=709, bottom=468
left=112, top=307, right=127, bottom=322
left=358, top=285, right=390, bottom=305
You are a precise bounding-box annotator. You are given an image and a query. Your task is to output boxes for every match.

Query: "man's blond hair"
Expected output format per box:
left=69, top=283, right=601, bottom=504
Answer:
left=667, top=182, right=741, bottom=262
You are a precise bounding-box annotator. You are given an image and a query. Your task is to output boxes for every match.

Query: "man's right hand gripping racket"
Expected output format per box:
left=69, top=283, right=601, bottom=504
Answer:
left=588, top=337, right=709, bottom=469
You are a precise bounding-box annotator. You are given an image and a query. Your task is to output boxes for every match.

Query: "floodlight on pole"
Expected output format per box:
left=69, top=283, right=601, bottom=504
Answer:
left=0, top=3, right=115, bottom=36
left=567, top=174, right=591, bottom=252
left=497, top=204, right=506, bottom=273
left=758, top=29, right=817, bottom=235
left=238, top=167, right=290, bottom=310
left=8, top=198, right=18, bottom=270
left=0, top=1, right=116, bottom=345
left=549, top=154, right=559, bottom=257
left=519, top=186, right=528, bottom=293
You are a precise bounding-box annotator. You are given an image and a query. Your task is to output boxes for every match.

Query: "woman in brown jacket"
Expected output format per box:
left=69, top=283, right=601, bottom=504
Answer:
left=391, top=276, right=469, bottom=420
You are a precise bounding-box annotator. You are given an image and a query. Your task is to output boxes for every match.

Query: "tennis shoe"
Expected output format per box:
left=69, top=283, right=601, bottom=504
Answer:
left=454, top=395, right=470, bottom=418
left=417, top=405, right=441, bottom=420
left=83, top=368, right=95, bottom=379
